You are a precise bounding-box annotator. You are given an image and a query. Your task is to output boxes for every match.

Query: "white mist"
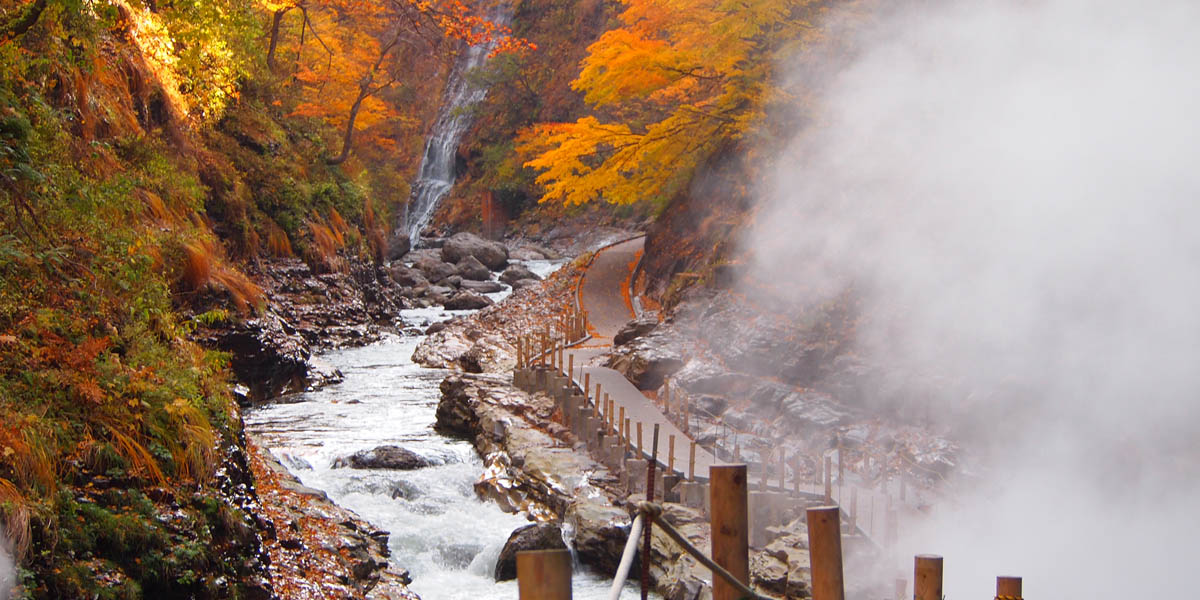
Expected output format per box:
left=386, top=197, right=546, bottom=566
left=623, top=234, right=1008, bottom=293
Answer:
left=752, top=0, right=1200, bottom=597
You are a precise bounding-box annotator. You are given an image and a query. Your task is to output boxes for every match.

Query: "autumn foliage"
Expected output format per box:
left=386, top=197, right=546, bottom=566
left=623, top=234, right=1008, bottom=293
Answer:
left=520, top=0, right=845, bottom=207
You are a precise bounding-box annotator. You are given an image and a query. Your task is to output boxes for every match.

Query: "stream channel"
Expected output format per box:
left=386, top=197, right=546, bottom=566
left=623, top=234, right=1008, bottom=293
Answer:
left=246, top=260, right=646, bottom=599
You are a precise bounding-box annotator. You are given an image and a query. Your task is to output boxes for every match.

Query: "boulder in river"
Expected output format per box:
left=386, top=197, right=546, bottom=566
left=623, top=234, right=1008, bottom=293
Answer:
left=441, top=232, right=509, bottom=270
left=412, top=253, right=457, bottom=283
left=499, top=264, right=541, bottom=286
left=388, top=264, right=429, bottom=288
left=461, top=280, right=503, bottom=294
left=494, top=523, right=567, bottom=581
left=444, top=291, right=494, bottom=311
left=455, top=255, right=492, bottom=281
left=333, top=445, right=431, bottom=470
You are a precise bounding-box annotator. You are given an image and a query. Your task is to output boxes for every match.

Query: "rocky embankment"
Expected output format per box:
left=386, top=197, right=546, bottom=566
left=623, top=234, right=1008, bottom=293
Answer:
left=435, top=374, right=814, bottom=599
left=192, top=232, right=563, bottom=402
left=247, top=439, right=419, bottom=599
left=606, top=286, right=959, bottom=494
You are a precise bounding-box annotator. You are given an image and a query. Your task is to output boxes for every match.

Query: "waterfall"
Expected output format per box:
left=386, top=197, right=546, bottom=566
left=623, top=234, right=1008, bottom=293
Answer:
left=403, top=6, right=511, bottom=243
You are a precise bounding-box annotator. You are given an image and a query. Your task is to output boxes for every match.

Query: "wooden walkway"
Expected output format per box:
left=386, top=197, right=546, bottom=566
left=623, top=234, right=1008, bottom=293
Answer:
left=521, top=235, right=915, bottom=544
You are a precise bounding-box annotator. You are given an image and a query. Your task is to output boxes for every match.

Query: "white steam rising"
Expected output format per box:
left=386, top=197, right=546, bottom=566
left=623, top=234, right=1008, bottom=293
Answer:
left=753, top=0, right=1200, bottom=597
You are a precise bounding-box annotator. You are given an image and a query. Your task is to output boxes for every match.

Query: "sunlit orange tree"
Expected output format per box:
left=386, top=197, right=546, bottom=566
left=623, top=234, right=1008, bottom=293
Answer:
left=268, top=0, right=532, bottom=165
left=520, top=0, right=850, bottom=207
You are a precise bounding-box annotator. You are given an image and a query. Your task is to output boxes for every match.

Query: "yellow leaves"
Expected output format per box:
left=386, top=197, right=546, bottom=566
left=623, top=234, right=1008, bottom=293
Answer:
left=524, top=0, right=832, bottom=207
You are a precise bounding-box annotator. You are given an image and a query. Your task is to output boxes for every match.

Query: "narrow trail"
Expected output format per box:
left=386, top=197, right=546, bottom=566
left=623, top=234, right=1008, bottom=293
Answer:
left=561, top=236, right=908, bottom=544
left=565, top=237, right=721, bottom=481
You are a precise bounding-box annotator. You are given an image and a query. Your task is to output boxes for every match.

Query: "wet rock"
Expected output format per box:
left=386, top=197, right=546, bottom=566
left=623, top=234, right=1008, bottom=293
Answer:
left=566, top=497, right=630, bottom=574
left=499, top=264, right=541, bottom=285
left=494, top=523, right=567, bottom=581
left=442, top=232, right=509, bottom=270
left=613, top=317, right=659, bottom=346
left=199, top=311, right=311, bottom=401
left=445, top=275, right=463, bottom=288
left=460, top=335, right=515, bottom=373
left=435, top=376, right=479, bottom=436
left=461, top=280, right=503, bottom=293
left=334, top=446, right=431, bottom=470
left=444, top=291, right=494, bottom=311
left=425, top=321, right=449, bottom=335
left=412, top=330, right=472, bottom=368
left=439, top=543, right=484, bottom=570
left=456, top=255, right=492, bottom=281
left=412, top=253, right=457, bottom=283
left=388, top=480, right=422, bottom=500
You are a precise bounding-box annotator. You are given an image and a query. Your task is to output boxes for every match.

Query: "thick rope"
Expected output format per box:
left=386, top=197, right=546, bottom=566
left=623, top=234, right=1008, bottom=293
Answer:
left=636, top=502, right=770, bottom=600
left=607, top=513, right=645, bottom=600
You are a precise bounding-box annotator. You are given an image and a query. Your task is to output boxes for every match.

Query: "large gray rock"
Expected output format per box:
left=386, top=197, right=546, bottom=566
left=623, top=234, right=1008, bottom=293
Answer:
left=412, top=253, right=457, bottom=283
left=456, top=255, right=492, bottom=281
left=499, top=264, right=541, bottom=286
left=334, top=446, right=430, bottom=470
left=461, top=280, right=503, bottom=293
left=444, top=291, right=494, bottom=311
left=388, top=264, right=428, bottom=288
left=604, top=329, right=685, bottom=390
left=494, top=523, right=566, bottom=581
left=442, top=232, right=509, bottom=270
left=386, top=231, right=411, bottom=261
left=614, top=317, right=658, bottom=346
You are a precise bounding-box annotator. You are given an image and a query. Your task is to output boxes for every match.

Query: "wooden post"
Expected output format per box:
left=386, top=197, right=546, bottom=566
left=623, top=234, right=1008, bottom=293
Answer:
left=619, top=407, right=626, bottom=439
left=641, top=424, right=661, bottom=600
left=710, top=465, right=749, bottom=600
left=793, top=457, right=801, bottom=493
left=824, top=455, right=833, bottom=503
left=996, top=576, right=1022, bottom=599
left=913, top=555, right=943, bottom=600
left=584, top=373, right=591, bottom=399
left=668, top=435, right=676, bottom=473
left=636, top=421, right=643, bottom=455
left=779, top=451, right=786, bottom=489
left=624, top=417, right=631, bottom=454
left=568, top=355, right=574, bottom=383
left=849, top=488, right=858, bottom=530
left=688, top=441, right=697, bottom=481
left=806, top=506, right=845, bottom=600
left=517, top=549, right=572, bottom=600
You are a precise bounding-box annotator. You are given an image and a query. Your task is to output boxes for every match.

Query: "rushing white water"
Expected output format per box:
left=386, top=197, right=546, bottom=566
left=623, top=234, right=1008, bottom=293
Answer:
left=403, top=7, right=511, bottom=243
left=246, top=261, right=648, bottom=599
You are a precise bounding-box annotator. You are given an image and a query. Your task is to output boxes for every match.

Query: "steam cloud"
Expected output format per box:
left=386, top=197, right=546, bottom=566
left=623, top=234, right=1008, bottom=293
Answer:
left=752, top=0, right=1200, bottom=596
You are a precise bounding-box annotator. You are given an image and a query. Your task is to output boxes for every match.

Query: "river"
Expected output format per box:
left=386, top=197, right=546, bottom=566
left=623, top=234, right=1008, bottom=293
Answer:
left=245, top=262, right=646, bottom=599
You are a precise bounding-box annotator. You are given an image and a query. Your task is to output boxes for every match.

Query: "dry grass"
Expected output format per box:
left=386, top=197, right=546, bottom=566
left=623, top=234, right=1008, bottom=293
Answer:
left=181, top=238, right=265, bottom=313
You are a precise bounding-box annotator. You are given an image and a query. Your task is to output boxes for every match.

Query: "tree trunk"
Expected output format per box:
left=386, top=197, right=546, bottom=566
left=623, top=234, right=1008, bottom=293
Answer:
left=266, top=9, right=291, bottom=72
left=326, top=87, right=369, bottom=165
left=1, top=0, right=48, bottom=41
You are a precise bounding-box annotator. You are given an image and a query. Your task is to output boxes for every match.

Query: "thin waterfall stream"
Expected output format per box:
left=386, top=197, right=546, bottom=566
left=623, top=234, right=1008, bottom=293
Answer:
left=403, top=5, right=510, bottom=242
left=245, top=261, right=646, bottom=599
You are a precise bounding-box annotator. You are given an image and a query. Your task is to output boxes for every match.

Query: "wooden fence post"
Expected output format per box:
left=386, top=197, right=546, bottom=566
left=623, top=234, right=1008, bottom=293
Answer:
left=668, top=434, right=676, bottom=473
left=636, top=421, right=643, bottom=455
left=996, top=576, right=1022, bottom=599
left=914, top=555, right=943, bottom=600
left=824, top=455, right=833, bottom=503
left=806, top=506, right=845, bottom=600
left=710, top=465, right=749, bottom=600
left=517, top=549, right=572, bottom=600
left=688, top=441, right=696, bottom=481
